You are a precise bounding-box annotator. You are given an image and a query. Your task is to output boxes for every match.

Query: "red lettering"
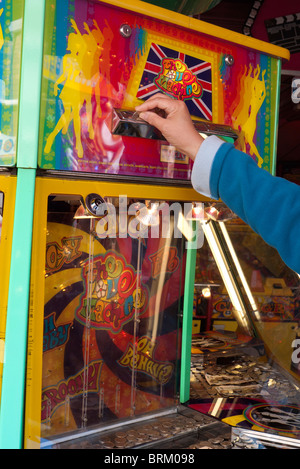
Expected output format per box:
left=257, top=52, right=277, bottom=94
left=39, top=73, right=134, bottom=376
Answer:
left=118, top=270, right=135, bottom=298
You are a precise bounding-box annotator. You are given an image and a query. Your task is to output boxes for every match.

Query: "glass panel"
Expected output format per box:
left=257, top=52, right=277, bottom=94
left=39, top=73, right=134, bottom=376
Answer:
left=189, top=211, right=300, bottom=439
left=0, top=1, right=24, bottom=167
left=41, top=194, right=186, bottom=444
left=225, top=219, right=300, bottom=379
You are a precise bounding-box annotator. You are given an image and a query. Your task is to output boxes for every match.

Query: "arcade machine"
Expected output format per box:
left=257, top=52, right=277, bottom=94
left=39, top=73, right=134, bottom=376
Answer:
left=0, top=0, right=296, bottom=450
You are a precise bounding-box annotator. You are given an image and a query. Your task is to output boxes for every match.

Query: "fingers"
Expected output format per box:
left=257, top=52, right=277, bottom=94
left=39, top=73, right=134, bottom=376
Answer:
left=136, top=94, right=189, bottom=128
left=136, top=93, right=179, bottom=115
left=135, top=94, right=171, bottom=132
left=135, top=93, right=203, bottom=160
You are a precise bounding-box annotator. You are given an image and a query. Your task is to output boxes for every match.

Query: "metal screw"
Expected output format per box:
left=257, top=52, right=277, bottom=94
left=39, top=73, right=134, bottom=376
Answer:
left=224, top=54, right=234, bottom=66
left=120, top=24, right=132, bottom=38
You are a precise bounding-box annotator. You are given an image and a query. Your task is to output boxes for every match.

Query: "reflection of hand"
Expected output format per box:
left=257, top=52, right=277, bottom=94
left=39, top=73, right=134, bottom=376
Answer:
left=135, top=93, right=203, bottom=161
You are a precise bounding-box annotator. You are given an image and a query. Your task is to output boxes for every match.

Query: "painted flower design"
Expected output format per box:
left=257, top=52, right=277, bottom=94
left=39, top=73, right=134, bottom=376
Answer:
left=95, top=279, right=107, bottom=298
left=167, top=70, right=176, bottom=80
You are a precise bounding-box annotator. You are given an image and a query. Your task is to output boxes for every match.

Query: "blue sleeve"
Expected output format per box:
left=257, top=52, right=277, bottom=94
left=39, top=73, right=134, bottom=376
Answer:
left=192, top=137, right=300, bottom=274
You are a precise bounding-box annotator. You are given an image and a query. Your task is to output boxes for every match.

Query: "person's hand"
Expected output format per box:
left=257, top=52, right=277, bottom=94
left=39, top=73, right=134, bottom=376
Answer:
left=135, top=94, right=204, bottom=161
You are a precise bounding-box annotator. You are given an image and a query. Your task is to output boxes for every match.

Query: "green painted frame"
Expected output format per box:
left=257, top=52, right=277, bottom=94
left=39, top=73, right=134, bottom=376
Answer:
left=180, top=221, right=197, bottom=403
left=0, top=0, right=45, bottom=449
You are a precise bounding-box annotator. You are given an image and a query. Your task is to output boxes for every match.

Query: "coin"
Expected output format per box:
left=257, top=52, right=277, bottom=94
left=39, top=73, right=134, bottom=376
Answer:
left=115, top=441, right=126, bottom=448
left=115, top=437, right=127, bottom=444
left=220, top=441, right=232, bottom=448
left=149, top=430, right=160, bottom=437
left=103, top=441, right=115, bottom=448
left=209, top=437, right=224, bottom=444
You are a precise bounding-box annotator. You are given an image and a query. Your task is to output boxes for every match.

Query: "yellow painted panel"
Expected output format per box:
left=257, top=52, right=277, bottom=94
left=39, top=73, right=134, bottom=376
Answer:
left=24, top=175, right=206, bottom=447
left=0, top=174, right=16, bottom=401
left=97, top=0, right=290, bottom=60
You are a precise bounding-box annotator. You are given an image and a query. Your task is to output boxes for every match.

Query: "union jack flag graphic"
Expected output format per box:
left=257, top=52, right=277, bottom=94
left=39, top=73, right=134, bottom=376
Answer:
left=137, top=43, right=212, bottom=121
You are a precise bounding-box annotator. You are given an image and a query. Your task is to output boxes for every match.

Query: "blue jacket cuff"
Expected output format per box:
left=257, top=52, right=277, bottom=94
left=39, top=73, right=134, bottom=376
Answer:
left=191, top=135, right=224, bottom=198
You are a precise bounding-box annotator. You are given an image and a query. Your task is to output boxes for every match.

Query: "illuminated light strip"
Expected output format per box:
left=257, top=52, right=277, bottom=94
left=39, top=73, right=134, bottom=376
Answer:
left=210, top=397, right=225, bottom=417
left=202, top=221, right=250, bottom=332
left=219, top=221, right=260, bottom=320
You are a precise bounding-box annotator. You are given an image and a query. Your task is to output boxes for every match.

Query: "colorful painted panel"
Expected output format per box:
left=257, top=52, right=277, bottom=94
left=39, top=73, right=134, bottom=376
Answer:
left=137, top=44, right=213, bottom=120
left=41, top=195, right=184, bottom=441
left=38, top=0, right=281, bottom=178
left=0, top=1, right=24, bottom=167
